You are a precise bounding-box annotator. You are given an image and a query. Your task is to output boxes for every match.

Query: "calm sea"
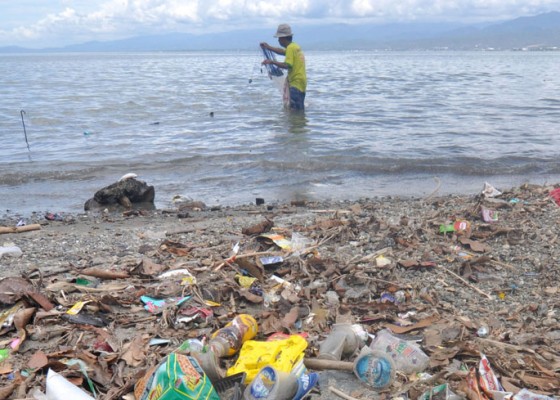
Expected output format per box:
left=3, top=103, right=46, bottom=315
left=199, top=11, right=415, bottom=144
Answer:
left=1, top=51, right=559, bottom=214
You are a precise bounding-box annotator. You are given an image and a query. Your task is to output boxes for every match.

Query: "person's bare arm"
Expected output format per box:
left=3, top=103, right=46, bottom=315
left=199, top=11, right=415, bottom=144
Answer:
left=260, top=42, right=286, bottom=55
left=262, top=59, right=289, bottom=69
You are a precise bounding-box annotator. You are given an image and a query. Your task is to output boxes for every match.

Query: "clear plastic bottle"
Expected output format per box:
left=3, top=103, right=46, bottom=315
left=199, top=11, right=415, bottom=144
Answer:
left=369, top=329, right=429, bottom=374
left=318, top=323, right=367, bottom=361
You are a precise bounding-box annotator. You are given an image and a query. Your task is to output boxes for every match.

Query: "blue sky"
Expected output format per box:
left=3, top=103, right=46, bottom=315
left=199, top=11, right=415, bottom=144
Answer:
left=1, top=0, right=559, bottom=48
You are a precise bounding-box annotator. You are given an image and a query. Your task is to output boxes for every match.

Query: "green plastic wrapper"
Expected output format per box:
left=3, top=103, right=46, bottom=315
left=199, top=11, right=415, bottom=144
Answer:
left=134, top=353, right=219, bottom=400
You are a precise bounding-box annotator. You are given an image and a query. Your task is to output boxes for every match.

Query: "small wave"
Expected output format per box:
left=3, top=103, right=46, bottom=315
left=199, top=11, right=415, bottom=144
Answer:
left=0, top=166, right=104, bottom=186
left=252, top=155, right=560, bottom=177
left=540, top=98, right=560, bottom=105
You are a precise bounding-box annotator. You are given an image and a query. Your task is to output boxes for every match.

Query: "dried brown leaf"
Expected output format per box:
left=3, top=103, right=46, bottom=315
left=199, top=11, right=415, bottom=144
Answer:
left=121, top=335, right=149, bottom=367
left=281, top=306, right=300, bottom=330
left=0, top=277, right=33, bottom=305
left=28, top=350, right=49, bottom=369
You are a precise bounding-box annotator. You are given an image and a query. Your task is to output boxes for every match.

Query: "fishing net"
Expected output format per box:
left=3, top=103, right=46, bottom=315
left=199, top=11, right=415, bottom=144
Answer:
left=262, top=47, right=290, bottom=108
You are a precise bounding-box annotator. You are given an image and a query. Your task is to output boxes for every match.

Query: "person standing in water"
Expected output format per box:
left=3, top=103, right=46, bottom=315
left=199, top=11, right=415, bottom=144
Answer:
left=261, top=24, right=307, bottom=111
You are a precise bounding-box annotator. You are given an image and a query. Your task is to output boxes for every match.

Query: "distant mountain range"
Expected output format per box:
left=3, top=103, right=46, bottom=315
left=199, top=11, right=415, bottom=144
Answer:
left=2, top=11, right=559, bottom=53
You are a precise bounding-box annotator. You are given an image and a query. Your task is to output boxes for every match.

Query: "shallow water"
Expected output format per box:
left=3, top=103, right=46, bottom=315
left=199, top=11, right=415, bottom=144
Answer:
left=1, top=51, right=559, bottom=214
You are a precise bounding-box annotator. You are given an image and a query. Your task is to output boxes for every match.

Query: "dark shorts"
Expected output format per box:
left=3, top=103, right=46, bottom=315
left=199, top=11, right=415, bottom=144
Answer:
left=289, top=87, right=306, bottom=110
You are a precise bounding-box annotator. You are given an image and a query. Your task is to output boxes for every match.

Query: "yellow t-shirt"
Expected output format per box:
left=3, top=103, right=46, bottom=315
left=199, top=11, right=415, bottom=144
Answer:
left=285, top=42, right=306, bottom=93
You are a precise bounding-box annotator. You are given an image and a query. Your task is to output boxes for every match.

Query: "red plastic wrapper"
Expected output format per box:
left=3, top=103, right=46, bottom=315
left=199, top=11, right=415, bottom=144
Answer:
left=463, top=355, right=513, bottom=400
left=550, top=188, right=560, bottom=206
left=478, top=354, right=504, bottom=393
left=465, top=367, right=491, bottom=400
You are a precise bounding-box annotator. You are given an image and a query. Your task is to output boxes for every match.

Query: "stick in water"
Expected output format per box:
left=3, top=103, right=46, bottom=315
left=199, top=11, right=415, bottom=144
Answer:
left=20, top=110, right=30, bottom=151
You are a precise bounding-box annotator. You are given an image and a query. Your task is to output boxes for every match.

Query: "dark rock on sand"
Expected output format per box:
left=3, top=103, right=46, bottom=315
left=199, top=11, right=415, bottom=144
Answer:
left=84, top=176, right=155, bottom=211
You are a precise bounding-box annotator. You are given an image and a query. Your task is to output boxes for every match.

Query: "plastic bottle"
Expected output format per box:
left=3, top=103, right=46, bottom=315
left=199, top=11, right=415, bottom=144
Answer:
left=0, top=246, right=22, bottom=259
left=353, top=347, right=395, bottom=390
left=210, top=314, right=259, bottom=357
left=318, top=323, right=367, bottom=361
left=194, top=314, right=259, bottom=383
left=369, top=329, right=429, bottom=374
left=243, top=366, right=298, bottom=400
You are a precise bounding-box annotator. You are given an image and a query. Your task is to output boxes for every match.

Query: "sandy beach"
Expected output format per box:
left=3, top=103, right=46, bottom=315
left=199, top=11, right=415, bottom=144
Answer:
left=1, top=182, right=559, bottom=399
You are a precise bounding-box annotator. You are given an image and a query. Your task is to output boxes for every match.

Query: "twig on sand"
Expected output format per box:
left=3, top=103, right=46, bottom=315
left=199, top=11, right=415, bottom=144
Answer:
left=329, top=386, right=362, bottom=400
left=476, top=337, right=536, bottom=354
left=214, top=233, right=337, bottom=271
left=438, top=264, right=493, bottom=299
left=488, top=258, right=516, bottom=270
left=214, top=251, right=281, bottom=271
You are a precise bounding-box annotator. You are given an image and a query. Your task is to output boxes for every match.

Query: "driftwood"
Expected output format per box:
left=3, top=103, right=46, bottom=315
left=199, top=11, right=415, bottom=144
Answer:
left=438, top=264, right=493, bottom=299
left=77, top=267, right=130, bottom=280
left=304, top=358, right=354, bottom=371
left=0, top=224, right=41, bottom=235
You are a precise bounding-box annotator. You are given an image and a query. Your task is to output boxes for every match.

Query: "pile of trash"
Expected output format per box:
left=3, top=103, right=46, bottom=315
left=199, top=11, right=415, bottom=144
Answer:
left=0, top=182, right=559, bottom=399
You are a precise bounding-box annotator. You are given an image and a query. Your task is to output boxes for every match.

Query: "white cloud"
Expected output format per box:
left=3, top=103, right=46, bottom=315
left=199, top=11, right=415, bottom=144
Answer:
left=1, top=0, right=559, bottom=47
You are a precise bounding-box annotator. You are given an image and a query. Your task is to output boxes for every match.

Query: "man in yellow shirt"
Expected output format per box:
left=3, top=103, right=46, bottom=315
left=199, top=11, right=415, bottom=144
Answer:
left=261, top=24, right=307, bottom=111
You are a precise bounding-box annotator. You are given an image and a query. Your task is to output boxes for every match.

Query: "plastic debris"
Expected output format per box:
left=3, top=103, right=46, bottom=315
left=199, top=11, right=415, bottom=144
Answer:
left=45, top=212, right=64, bottom=221
left=439, top=220, right=471, bottom=235
left=260, top=256, right=284, bottom=266
left=244, top=366, right=298, bottom=400
left=481, top=206, right=499, bottom=222
left=0, top=245, right=22, bottom=259
left=419, top=383, right=462, bottom=400
left=140, top=295, right=191, bottom=314
left=369, top=329, right=430, bottom=374
left=549, top=188, right=560, bottom=206
left=482, top=182, right=502, bottom=198
left=134, top=353, right=220, bottom=400
left=353, top=346, right=395, bottom=390
left=228, top=334, right=307, bottom=382
left=45, top=369, right=95, bottom=400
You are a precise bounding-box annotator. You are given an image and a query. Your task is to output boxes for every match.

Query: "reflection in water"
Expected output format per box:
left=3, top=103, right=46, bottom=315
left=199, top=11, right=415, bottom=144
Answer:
left=268, top=110, right=317, bottom=203
left=287, top=111, right=309, bottom=134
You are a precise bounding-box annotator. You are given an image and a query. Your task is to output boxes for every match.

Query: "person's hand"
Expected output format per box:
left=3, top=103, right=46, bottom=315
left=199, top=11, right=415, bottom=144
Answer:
left=261, top=59, right=272, bottom=66
left=260, top=42, right=269, bottom=49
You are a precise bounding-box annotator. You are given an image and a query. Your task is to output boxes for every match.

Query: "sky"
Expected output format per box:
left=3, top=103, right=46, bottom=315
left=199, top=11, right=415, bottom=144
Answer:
left=1, top=0, right=559, bottom=48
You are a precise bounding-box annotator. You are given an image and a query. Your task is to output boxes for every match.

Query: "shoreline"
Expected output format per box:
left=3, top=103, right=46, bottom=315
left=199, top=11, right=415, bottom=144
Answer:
left=1, top=183, right=559, bottom=398
left=3, top=172, right=559, bottom=217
